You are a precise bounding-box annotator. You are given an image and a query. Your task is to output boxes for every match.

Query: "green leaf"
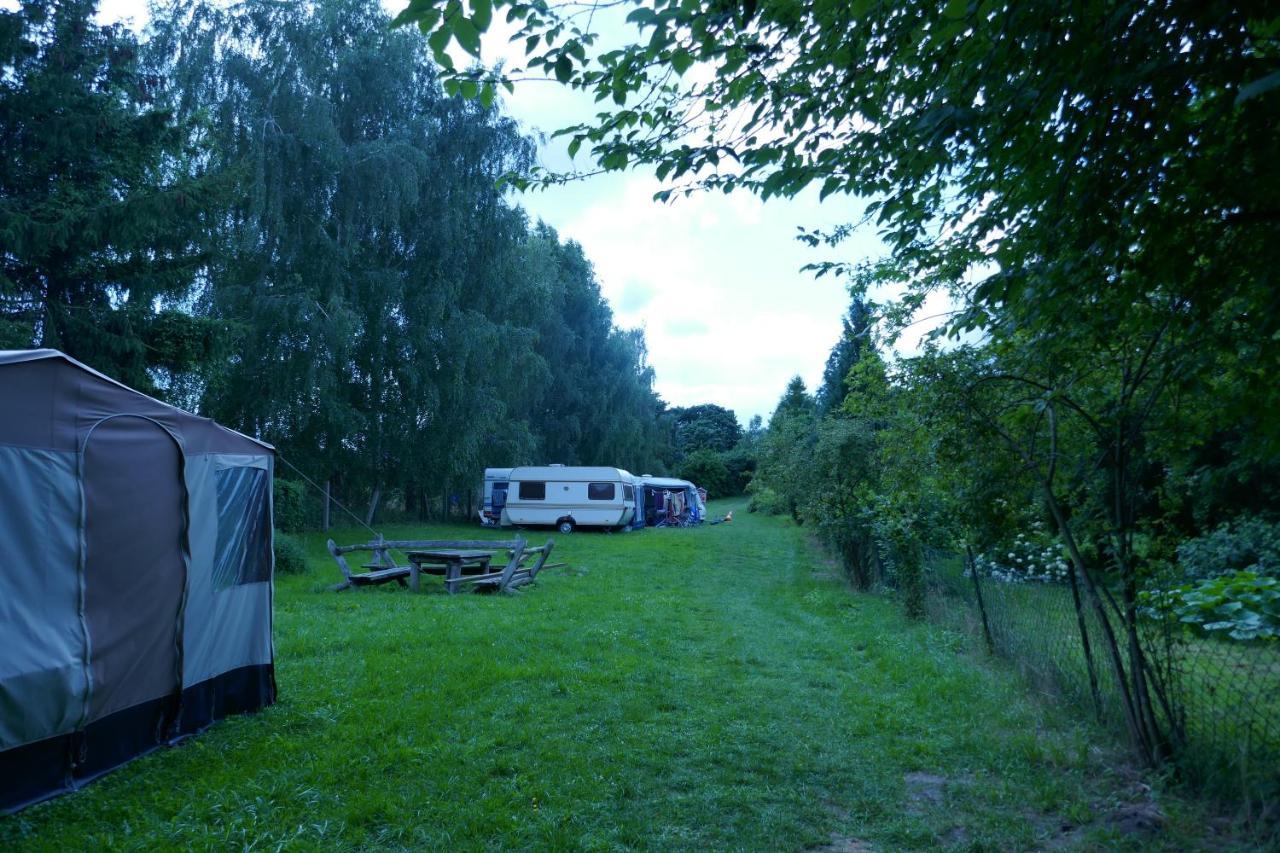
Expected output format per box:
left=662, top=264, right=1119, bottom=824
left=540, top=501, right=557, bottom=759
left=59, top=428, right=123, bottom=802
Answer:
left=671, top=48, right=694, bottom=76
left=470, top=0, right=492, bottom=32
left=392, top=0, right=439, bottom=28
left=567, top=137, right=582, bottom=158
left=625, top=7, right=658, bottom=26
left=453, top=16, right=481, bottom=57
left=427, top=25, right=452, bottom=59
left=555, top=53, right=573, bottom=83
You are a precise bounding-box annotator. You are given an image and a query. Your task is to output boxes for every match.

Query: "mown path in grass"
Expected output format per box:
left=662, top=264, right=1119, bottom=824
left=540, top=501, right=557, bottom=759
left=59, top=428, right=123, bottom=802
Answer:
left=3, top=501, right=1214, bottom=850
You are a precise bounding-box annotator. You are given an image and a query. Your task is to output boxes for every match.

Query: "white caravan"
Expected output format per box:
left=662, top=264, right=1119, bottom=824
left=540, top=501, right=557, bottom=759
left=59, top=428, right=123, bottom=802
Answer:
left=478, top=467, right=514, bottom=526
left=501, top=465, right=637, bottom=533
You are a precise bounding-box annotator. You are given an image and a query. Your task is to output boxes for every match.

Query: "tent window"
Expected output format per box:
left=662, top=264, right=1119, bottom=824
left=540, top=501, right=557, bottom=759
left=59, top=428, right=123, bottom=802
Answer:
left=623, top=484, right=634, bottom=501
left=518, top=481, right=545, bottom=500
left=213, top=467, right=272, bottom=589
left=588, top=482, right=615, bottom=501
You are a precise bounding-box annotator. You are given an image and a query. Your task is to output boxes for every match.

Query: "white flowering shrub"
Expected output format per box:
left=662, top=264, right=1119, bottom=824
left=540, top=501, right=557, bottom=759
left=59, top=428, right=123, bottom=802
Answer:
left=969, top=523, right=1070, bottom=584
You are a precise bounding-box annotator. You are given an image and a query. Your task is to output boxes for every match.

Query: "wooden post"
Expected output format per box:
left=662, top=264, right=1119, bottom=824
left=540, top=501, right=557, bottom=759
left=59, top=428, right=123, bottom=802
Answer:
left=322, top=478, right=331, bottom=532
left=966, top=545, right=995, bottom=652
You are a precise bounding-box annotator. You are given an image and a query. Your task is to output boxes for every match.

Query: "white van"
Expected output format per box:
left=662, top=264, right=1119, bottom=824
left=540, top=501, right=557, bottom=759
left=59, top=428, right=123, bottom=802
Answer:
left=478, top=467, right=514, bottom=526
left=502, top=465, right=637, bottom=533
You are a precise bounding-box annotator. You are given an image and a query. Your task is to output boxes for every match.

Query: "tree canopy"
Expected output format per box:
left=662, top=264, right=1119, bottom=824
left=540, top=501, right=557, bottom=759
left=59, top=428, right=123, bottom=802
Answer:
left=671, top=403, right=742, bottom=454
left=1, top=0, right=681, bottom=522
left=0, top=0, right=224, bottom=390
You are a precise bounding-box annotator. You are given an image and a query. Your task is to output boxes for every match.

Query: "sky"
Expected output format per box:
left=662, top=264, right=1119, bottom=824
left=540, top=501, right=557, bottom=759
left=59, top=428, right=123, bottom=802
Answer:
left=78, top=0, right=930, bottom=425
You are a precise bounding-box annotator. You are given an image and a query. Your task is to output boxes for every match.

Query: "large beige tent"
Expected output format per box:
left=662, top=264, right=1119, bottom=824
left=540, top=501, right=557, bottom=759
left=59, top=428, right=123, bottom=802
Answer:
left=0, top=349, right=276, bottom=812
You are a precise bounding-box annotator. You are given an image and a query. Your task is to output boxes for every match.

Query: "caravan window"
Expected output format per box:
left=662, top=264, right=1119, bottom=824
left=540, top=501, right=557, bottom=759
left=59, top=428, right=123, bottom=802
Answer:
left=588, top=482, right=615, bottom=501
left=623, top=484, right=634, bottom=501
left=518, top=481, right=545, bottom=500
left=212, top=466, right=273, bottom=589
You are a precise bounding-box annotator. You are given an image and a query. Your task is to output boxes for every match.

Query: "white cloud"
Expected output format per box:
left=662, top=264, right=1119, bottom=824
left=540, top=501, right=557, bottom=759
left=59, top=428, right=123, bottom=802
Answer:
left=535, top=174, right=866, bottom=422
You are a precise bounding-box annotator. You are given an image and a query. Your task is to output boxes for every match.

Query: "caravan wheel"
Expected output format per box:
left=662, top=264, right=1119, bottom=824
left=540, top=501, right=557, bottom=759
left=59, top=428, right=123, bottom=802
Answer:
left=557, top=518, right=576, bottom=534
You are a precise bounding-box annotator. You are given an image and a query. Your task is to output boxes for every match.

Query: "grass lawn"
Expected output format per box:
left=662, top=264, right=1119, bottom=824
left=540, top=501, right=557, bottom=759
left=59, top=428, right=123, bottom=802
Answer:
left=1, top=500, right=1229, bottom=850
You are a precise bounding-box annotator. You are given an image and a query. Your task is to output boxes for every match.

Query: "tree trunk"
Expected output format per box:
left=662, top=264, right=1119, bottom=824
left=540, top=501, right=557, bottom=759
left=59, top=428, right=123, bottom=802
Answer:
left=365, top=485, right=381, bottom=527
left=1065, top=550, right=1104, bottom=719
left=1044, top=483, right=1155, bottom=764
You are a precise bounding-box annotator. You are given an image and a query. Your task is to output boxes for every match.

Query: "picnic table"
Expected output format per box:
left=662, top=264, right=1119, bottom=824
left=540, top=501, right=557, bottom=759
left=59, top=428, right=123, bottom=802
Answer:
left=326, top=537, right=558, bottom=594
left=405, top=549, right=494, bottom=593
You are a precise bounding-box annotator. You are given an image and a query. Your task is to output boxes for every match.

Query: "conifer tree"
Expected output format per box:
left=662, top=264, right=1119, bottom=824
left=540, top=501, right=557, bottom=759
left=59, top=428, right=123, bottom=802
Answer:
left=0, top=0, right=222, bottom=389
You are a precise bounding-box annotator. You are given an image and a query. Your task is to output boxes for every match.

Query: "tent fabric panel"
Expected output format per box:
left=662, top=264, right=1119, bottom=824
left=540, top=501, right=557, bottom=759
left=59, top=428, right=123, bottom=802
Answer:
left=0, top=663, right=275, bottom=815
left=182, top=454, right=275, bottom=688
left=176, top=662, right=276, bottom=735
left=0, top=358, right=65, bottom=450
left=0, top=446, right=86, bottom=751
left=0, top=731, right=67, bottom=814
left=0, top=353, right=269, bottom=455
left=82, top=417, right=186, bottom=723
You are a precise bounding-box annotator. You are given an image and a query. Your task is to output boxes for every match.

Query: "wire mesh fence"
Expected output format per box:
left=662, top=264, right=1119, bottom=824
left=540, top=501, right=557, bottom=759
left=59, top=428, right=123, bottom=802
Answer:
left=929, top=557, right=1280, bottom=822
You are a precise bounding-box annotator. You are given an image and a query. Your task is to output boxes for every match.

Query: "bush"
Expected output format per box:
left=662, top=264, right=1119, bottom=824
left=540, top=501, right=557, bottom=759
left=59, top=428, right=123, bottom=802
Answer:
left=972, top=524, right=1069, bottom=584
left=719, top=447, right=757, bottom=496
left=1177, top=516, right=1280, bottom=581
left=273, top=478, right=309, bottom=532
left=678, top=449, right=731, bottom=498
left=1143, top=570, right=1280, bottom=642
left=273, top=530, right=309, bottom=575
left=746, top=483, right=788, bottom=515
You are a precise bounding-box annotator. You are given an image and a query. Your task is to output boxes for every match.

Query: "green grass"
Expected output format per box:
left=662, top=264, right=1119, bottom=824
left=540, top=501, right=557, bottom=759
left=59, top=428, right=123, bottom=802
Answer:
left=1, top=501, right=1228, bottom=850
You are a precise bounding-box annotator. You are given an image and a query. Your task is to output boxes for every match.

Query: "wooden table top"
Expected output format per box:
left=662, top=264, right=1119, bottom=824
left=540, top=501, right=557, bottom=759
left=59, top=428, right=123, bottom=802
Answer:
left=406, top=549, right=495, bottom=561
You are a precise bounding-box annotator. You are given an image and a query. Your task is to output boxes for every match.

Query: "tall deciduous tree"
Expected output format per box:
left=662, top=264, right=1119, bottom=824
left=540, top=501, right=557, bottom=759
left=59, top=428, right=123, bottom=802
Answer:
left=149, top=0, right=675, bottom=519
left=671, top=403, right=742, bottom=454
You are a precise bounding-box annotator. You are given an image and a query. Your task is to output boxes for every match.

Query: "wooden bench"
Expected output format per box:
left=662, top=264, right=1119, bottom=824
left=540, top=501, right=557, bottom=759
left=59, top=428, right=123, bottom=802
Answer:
left=450, top=541, right=556, bottom=593
left=326, top=539, right=411, bottom=591
left=326, top=537, right=557, bottom=594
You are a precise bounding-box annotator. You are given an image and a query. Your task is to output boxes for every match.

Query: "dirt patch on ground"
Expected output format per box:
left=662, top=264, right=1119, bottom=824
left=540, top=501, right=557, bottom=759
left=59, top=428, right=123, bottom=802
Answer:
left=815, top=835, right=874, bottom=852
left=904, top=771, right=947, bottom=813
left=1025, top=800, right=1166, bottom=850
left=1106, top=802, right=1165, bottom=836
